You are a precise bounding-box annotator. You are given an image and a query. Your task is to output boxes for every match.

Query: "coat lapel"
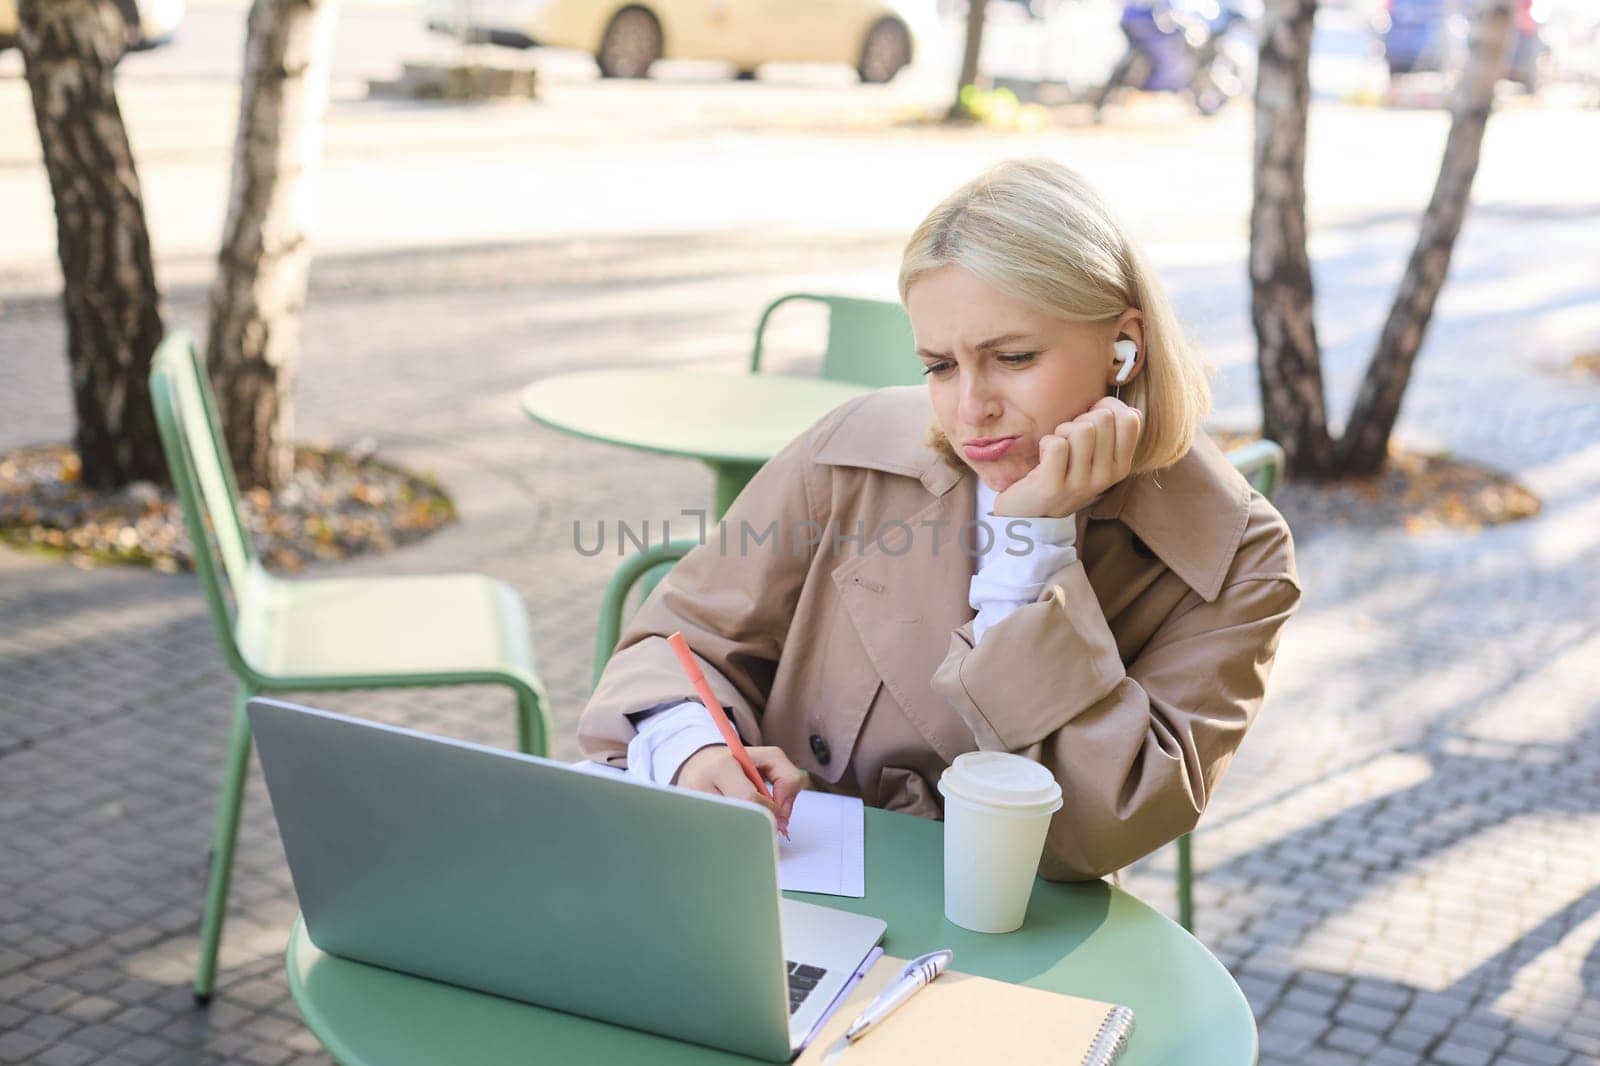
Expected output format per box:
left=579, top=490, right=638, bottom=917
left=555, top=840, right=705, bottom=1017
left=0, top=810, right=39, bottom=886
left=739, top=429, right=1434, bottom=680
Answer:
left=1085, top=433, right=1251, bottom=602
left=829, top=474, right=979, bottom=766
left=810, top=388, right=985, bottom=763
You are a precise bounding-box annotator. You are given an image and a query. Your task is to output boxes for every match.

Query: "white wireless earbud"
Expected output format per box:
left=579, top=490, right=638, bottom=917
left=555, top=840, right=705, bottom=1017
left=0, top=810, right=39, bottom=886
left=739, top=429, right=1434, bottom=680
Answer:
left=1113, top=339, right=1138, bottom=384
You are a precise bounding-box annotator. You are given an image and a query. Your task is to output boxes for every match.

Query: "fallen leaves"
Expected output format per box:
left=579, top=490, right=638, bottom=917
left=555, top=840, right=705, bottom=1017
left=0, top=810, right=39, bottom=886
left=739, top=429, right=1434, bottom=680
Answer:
left=1207, top=431, right=1541, bottom=534
left=0, top=442, right=456, bottom=572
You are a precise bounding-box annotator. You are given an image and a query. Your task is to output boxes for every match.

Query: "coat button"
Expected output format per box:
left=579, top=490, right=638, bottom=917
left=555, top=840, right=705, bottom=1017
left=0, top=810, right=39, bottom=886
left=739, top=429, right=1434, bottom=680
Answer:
left=809, top=734, right=832, bottom=766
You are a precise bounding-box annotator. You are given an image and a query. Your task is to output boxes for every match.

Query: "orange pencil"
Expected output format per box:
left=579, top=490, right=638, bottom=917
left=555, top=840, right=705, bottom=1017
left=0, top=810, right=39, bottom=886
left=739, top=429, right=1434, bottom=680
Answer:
left=665, top=631, right=789, bottom=839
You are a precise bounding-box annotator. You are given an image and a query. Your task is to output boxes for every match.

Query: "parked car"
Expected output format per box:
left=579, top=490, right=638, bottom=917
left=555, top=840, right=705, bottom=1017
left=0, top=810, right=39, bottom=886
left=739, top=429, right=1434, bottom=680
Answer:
left=0, top=0, right=184, bottom=53
left=1375, top=0, right=1547, bottom=90
left=422, top=0, right=935, bottom=82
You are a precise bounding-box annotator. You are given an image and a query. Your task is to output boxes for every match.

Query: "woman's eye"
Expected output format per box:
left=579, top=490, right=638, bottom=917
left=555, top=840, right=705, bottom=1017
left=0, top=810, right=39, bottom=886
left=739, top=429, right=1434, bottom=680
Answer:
left=999, top=352, right=1038, bottom=366
left=921, top=361, right=956, bottom=377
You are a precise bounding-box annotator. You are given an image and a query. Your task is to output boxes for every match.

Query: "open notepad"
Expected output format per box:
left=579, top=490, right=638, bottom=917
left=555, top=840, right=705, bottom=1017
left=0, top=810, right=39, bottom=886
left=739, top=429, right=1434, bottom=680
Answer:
left=779, top=790, right=866, bottom=897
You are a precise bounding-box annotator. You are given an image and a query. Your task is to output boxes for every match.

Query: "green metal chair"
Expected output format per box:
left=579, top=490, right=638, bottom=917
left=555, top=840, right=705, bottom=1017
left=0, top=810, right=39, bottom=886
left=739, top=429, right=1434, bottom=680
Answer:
left=1226, top=438, right=1285, bottom=500
left=149, top=332, right=552, bottom=1002
left=593, top=538, right=698, bottom=688
left=750, top=293, right=922, bottom=388
left=1173, top=437, right=1286, bottom=932
left=590, top=436, right=1286, bottom=937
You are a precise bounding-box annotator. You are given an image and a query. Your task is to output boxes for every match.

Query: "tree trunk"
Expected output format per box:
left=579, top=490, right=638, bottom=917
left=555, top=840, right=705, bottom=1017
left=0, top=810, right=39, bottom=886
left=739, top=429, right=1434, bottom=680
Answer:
left=19, top=0, right=168, bottom=491
left=1248, top=0, right=1336, bottom=477
left=1337, top=0, right=1514, bottom=474
left=206, top=0, right=338, bottom=492
left=950, top=0, right=989, bottom=119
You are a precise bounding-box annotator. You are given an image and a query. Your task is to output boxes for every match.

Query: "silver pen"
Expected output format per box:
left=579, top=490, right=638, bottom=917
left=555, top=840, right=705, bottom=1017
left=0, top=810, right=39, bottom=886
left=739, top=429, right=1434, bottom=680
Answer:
left=843, top=949, right=953, bottom=1043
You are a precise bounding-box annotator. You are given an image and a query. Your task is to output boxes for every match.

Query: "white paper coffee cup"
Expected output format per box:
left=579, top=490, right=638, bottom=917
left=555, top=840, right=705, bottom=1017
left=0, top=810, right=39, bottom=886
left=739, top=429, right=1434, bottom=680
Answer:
left=937, top=752, right=1064, bottom=934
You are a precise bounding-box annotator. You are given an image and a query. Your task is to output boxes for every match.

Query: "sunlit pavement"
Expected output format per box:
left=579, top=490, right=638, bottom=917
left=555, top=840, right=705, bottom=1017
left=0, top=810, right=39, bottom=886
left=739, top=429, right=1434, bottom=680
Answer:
left=3, top=4, right=1600, bottom=1064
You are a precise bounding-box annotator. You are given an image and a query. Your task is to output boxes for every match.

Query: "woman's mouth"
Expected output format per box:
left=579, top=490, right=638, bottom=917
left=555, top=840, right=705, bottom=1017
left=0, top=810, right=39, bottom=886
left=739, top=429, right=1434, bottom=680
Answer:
left=962, top=435, right=1020, bottom=462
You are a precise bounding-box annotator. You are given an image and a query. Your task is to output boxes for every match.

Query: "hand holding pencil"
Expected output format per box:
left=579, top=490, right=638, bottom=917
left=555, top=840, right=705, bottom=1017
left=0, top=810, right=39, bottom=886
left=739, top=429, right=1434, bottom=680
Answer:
left=666, top=632, right=807, bottom=838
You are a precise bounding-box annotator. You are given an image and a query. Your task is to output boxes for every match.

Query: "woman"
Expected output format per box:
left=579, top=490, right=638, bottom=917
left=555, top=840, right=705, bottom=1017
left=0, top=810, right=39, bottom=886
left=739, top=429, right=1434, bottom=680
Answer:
left=579, top=158, right=1300, bottom=881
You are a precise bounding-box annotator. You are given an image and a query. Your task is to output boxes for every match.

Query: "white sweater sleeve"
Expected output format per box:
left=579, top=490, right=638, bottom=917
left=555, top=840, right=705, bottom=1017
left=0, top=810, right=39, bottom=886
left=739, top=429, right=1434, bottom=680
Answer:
left=624, top=701, right=726, bottom=785
left=969, top=483, right=1078, bottom=645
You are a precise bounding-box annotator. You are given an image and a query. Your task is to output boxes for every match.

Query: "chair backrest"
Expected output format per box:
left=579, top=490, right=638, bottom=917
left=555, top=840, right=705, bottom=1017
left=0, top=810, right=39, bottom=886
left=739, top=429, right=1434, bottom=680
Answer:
left=592, top=538, right=698, bottom=688
left=149, top=332, right=263, bottom=676
left=1224, top=439, right=1286, bottom=502
left=749, top=293, right=922, bottom=389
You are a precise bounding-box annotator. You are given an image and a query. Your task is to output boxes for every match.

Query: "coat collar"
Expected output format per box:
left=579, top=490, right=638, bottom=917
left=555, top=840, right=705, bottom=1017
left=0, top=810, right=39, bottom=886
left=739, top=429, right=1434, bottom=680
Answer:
left=814, top=387, right=966, bottom=498
left=1084, top=433, right=1252, bottom=601
left=813, top=387, right=1251, bottom=602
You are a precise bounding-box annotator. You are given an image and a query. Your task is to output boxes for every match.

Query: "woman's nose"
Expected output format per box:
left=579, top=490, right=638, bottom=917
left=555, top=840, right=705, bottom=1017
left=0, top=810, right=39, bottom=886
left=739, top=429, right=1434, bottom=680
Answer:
left=957, top=376, right=1002, bottom=426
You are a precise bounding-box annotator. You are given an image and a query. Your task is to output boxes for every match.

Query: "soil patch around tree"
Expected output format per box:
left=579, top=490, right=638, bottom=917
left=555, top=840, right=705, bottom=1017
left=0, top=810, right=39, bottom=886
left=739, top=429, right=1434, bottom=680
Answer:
left=1210, top=431, right=1540, bottom=534
left=0, top=442, right=455, bottom=572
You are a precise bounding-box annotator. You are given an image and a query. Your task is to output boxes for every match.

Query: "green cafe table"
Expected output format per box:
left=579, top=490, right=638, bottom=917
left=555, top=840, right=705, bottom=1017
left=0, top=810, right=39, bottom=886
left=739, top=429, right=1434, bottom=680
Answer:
left=286, top=808, right=1257, bottom=1065
left=519, top=369, right=873, bottom=518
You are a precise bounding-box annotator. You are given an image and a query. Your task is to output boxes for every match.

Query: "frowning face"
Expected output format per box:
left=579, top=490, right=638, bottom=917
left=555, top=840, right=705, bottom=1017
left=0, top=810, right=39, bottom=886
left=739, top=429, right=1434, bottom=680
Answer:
left=906, top=265, right=1137, bottom=492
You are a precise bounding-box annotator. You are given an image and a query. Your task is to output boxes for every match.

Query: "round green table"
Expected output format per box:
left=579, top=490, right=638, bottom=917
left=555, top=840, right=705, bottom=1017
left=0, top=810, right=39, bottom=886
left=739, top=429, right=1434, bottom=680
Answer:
left=286, top=808, right=1257, bottom=1065
left=519, top=369, right=873, bottom=517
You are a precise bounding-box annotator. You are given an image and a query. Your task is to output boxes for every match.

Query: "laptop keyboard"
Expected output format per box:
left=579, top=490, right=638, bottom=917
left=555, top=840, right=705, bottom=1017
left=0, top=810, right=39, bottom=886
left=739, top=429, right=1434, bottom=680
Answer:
left=786, top=961, right=828, bottom=1015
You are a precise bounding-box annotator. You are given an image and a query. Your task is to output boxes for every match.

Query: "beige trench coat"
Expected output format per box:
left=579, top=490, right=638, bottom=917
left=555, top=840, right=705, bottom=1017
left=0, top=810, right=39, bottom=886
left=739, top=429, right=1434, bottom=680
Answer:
left=579, top=386, right=1301, bottom=881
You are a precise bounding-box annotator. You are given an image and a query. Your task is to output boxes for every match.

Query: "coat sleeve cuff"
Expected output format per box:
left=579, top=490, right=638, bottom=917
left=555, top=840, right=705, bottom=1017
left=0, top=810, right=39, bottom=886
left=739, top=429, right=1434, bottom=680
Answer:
left=625, top=702, right=726, bottom=785
left=581, top=634, right=764, bottom=766
left=934, top=559, right=1125, bottom=751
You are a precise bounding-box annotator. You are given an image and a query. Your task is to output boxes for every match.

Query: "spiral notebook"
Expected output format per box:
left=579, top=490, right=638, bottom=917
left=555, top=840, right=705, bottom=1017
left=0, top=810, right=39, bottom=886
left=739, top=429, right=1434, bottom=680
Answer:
left=796, top=953, right=1135, bottom=1066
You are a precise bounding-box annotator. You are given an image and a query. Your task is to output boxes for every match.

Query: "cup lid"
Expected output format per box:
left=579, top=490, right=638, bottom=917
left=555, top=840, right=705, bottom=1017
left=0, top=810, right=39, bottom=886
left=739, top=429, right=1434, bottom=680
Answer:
left=938, top=752, right=1063, bottom=813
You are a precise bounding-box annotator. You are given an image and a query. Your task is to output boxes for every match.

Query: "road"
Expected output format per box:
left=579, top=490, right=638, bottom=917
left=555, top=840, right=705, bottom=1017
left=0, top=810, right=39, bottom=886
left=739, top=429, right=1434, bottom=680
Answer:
left=0, top=0, right=1389, bottom=96
left=2, top=0, right=1595, bottom=430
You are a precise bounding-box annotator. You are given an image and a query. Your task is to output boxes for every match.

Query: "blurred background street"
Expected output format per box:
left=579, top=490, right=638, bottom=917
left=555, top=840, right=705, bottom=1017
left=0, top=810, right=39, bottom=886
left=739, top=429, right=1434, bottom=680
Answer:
left=4, top=0, right=1563, bottom=293
left=4, top=0, right=1598, bottom=455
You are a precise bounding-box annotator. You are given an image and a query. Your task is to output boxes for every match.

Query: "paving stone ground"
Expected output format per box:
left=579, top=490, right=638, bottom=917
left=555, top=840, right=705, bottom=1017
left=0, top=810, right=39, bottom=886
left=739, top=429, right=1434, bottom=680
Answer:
left=3, top=211, right=1599, bottom=1065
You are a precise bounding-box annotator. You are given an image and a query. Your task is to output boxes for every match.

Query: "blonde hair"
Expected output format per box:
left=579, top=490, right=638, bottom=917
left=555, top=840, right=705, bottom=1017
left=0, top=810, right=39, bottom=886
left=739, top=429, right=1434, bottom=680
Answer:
left=900, top=159, right=1210, bottom=474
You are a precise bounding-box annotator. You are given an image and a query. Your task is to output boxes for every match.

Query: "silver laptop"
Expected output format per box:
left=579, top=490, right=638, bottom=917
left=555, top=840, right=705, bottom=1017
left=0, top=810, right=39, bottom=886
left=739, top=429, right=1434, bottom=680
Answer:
left=246, top=697, right=886, bottom=1062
